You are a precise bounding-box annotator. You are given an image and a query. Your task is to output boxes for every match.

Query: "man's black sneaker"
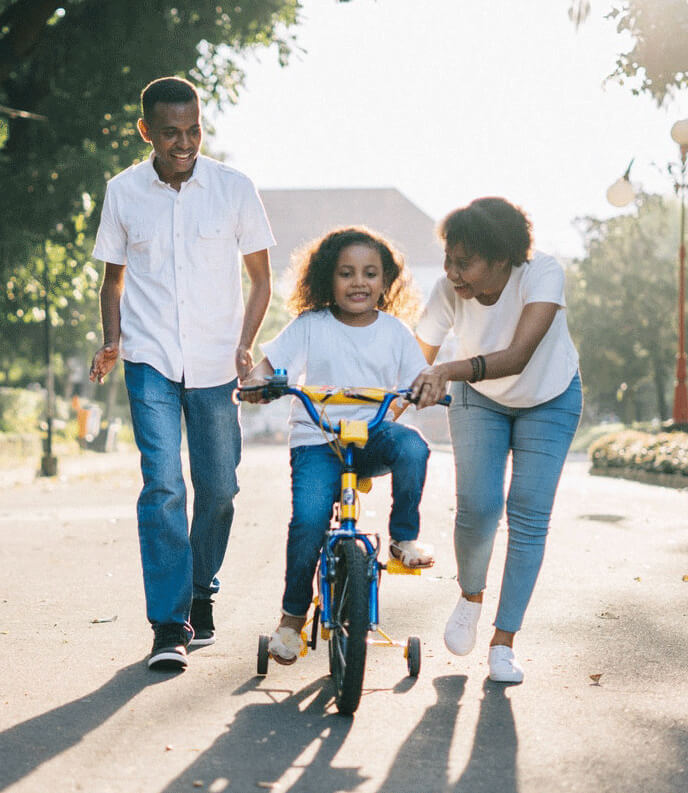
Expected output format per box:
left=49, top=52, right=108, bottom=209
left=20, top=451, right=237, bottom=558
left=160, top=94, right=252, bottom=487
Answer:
left=148, top=623, right=189, bottom=670
left=189, top=598, right=216, bottom=646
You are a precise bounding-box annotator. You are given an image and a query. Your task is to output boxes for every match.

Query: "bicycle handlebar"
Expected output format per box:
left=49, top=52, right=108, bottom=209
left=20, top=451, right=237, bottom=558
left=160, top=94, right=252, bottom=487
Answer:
left=233, top=371, right=450, bottom=436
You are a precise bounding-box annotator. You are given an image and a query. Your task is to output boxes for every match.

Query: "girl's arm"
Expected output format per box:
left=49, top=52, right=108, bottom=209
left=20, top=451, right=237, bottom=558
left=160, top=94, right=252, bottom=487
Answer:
left=411, top=302, right=559, bottom=407
left=239, top=357, right=275, bottom=403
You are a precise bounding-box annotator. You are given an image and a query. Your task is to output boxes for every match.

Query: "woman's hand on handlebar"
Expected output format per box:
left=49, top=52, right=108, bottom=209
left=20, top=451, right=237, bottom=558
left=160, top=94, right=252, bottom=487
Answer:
left=410, top=364, right=450, bottom=409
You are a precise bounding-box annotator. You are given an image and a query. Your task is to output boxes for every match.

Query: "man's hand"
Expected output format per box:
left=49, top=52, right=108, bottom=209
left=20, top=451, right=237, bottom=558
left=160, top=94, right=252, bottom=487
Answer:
left=410, top=364, right=449, bottom=409
left=89, top=343, right=119, bottom=384
left=235, top=344, right=253, bottom=380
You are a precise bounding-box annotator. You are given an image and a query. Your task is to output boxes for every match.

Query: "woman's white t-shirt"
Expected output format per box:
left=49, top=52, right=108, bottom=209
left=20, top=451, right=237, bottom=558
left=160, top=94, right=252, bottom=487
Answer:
left=261, top=309, right=427, bottom=447
left=415, top=251, right=579, bottom=408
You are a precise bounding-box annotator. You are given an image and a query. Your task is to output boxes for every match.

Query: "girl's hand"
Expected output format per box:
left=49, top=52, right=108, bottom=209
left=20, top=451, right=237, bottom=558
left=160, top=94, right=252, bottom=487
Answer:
left=411, top=365, right=449, bottom=408
left=238, top=377, right=269, bottom=404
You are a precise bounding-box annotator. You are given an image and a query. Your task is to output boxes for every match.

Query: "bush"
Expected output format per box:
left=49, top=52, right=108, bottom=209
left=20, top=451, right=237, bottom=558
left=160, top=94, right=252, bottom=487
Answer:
left=589, top=429, right=688, bottom=476
left=0, top=387, right=46, bottom=433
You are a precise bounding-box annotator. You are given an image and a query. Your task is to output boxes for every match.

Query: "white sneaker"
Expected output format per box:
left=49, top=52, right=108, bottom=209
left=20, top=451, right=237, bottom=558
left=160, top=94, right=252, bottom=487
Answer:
left=488, top=645, right=524, bottom=683
left=444, top=596, right=482, bottom=655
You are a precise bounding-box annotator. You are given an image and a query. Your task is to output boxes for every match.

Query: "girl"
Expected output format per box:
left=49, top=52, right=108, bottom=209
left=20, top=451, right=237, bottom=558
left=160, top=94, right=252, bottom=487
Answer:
left=243, top=226, right=433, bottom=665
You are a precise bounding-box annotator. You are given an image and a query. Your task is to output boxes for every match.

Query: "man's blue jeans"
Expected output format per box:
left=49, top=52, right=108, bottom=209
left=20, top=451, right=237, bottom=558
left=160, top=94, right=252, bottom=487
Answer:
left=124, top=362, right=241, bottom=628
left=283, top=421, right=430, bottom=616
left=448, top=373, right=582, bottom=633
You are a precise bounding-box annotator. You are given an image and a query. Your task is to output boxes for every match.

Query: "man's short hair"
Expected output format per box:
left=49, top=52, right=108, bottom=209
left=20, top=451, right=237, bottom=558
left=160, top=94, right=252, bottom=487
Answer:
left=141, top=77, right=199, bottom=121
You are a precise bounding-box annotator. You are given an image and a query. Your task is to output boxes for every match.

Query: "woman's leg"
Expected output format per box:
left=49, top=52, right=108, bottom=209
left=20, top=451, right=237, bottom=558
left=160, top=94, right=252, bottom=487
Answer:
left=494, top=374, right=582, bottom=636
left=282, top=444, right=342, bottom=617
left=448, top=383, right=512, bottom=597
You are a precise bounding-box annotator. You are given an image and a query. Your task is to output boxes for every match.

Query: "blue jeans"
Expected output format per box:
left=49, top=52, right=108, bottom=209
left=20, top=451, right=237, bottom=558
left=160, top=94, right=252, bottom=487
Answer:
left=448, top=373, right=582, bottom=633
left=283, top=421, right=430, bottom=616
left=124, top=362, right=241, bottom=628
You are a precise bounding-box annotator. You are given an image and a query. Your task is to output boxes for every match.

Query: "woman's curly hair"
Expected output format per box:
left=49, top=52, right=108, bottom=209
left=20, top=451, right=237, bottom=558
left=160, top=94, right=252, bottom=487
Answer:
left=439, top=197, right=533, bottom=267
left=286, top=226, right=421, bottom=324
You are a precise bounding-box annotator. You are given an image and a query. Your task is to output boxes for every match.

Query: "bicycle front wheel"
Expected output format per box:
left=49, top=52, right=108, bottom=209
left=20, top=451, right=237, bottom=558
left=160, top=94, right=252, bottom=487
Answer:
left=328, top=538, right=369, bottom=715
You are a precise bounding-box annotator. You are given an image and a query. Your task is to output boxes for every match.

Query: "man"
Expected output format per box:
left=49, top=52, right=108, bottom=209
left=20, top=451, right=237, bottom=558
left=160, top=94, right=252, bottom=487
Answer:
left=90, top=76, right=274, bottom=671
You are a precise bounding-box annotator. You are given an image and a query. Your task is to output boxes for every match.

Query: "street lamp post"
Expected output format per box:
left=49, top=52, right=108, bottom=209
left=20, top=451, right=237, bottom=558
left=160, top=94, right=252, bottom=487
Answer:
left=670, top=120, right=688, bottom=427
left=606, top=120, right=688, bottom=428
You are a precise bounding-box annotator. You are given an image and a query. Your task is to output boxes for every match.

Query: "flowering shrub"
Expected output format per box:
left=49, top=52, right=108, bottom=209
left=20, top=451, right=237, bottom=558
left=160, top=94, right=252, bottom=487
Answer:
left=589, top=430, right=688, bottom=476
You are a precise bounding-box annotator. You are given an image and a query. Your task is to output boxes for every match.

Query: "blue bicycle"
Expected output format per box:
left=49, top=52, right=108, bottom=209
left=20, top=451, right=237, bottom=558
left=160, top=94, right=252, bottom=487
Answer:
left=236, top=370, right=450, bottom=715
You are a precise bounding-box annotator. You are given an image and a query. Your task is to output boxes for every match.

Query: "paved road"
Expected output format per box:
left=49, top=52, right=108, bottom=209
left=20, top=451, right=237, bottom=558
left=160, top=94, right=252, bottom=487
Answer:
left=0, top=444, right=686, bottom=793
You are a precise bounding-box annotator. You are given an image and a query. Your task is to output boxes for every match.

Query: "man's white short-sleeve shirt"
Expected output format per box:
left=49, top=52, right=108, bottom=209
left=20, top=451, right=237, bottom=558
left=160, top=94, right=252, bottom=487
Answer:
left=416, top=251, right=579, bottom=407
left=92, top=154, right=275, bottom=387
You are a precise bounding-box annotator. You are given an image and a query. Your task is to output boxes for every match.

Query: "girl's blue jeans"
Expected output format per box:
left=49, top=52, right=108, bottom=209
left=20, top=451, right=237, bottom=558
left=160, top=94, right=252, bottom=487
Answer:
left=283, top=421, right=430, bottom=616
left=124, top=362, right=241, bottom=628
left=448, top=372, right=582, bottom=633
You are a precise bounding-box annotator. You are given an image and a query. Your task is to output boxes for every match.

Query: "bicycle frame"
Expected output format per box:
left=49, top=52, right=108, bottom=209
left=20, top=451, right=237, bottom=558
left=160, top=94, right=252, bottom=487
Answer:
left=242, top=373, right=405, bottom=632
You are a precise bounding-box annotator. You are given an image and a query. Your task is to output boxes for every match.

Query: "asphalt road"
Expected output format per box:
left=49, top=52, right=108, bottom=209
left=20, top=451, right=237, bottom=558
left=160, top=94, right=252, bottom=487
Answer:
left=0, top=443, right=686, bottom=793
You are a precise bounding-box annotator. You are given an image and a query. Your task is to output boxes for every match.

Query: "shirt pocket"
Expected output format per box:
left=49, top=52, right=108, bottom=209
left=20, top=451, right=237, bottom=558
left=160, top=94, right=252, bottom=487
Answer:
left=126, top=222, right=160, bottom=273
left=196, top=216, right=236, bottom=269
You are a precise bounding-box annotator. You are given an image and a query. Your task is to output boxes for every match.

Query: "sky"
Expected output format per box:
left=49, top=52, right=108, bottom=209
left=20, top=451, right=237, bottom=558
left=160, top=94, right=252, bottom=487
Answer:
left=211, top=0, right=688, bottom=260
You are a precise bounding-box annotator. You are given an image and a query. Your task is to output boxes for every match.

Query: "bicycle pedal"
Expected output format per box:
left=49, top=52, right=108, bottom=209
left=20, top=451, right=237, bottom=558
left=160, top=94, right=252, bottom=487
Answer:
left=385, top=558, right=422, bottom=576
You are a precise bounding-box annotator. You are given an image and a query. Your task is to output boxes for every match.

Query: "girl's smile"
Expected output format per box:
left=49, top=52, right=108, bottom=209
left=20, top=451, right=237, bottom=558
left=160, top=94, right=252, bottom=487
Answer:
left=331, top=244, right=385, bottom=326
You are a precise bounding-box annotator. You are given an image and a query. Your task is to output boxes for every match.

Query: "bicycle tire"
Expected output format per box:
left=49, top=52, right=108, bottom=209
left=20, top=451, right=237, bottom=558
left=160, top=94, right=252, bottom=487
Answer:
left=328, top=538, right=369, bottom=715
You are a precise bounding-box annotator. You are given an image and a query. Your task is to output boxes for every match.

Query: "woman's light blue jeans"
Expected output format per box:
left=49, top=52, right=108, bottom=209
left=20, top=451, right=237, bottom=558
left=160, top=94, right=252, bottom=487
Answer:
left=283, top=421, right=430, bottom=616
left=448, top=372, right=582, bottom=633
left=124, top=362, right=241, bottom=628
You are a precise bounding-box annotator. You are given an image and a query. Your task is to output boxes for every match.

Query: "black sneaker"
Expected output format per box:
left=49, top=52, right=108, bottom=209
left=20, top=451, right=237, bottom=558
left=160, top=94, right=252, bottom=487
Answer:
left=148, top=623, right=189, bottom=670
left=189, top=598, right=215, bottom=646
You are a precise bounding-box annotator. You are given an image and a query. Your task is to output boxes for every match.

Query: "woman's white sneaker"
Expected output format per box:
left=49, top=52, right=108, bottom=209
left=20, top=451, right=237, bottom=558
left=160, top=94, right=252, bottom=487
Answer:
left=444, top=596, right=482, bottom=655
left=488, top=645, right=524, bottom=683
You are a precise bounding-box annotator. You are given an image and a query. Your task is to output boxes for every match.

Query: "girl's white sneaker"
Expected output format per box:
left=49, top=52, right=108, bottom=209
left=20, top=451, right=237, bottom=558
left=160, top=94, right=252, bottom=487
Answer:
left=488, top=645, right=524, bottom=683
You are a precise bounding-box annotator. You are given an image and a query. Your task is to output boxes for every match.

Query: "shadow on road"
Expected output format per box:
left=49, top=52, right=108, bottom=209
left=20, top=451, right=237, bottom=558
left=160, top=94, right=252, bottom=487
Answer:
left=378, top=675, right=518, bottom=793
left=159, top=676, right=362, bottom=793
left=0, top=659, right=165, bottom=791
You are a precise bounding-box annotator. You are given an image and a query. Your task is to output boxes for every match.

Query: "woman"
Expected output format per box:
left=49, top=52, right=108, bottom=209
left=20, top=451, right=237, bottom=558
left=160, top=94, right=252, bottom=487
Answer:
left=411, top=197, right=582, bottom=683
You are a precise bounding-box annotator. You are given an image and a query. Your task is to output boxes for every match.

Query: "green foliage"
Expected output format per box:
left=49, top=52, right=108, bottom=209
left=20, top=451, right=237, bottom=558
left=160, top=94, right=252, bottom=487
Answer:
left=569, top=0, right=688, bottom=104
left=0, top=0, right=302, bottom=380
left=567, top=194, right=679, bottom=422
left=0, top=386, right=45, bottom=432
left=589, top=429, right=688, bottom=475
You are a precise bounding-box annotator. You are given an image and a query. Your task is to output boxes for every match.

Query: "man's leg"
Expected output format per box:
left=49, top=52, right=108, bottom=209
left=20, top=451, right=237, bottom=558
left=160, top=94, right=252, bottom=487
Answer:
left=184, top=379, right=241, bottom=605
left=124, top=362, right=191, bottom=628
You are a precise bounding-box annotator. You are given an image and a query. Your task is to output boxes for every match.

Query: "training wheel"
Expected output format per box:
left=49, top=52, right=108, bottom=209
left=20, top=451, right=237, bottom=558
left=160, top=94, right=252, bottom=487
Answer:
left=257, top=634, right=270, bottom=676
left=406, top=636, right=421, bottom=677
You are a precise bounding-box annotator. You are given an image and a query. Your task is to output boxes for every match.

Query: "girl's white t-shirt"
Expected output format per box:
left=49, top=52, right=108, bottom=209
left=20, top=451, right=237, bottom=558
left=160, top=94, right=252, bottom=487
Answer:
left=260, top=309, right=427, bottom=447
left=415, top=251, right=579, bottom=408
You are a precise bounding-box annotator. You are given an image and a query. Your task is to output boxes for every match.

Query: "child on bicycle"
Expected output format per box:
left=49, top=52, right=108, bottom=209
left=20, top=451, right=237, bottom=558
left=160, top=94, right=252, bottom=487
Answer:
left=241, top=226, right=434, bottom=664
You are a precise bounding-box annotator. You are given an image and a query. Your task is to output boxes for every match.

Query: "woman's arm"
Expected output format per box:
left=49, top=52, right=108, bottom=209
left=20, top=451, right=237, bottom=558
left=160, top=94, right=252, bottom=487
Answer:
left=411, top=302, right=559, bottom=407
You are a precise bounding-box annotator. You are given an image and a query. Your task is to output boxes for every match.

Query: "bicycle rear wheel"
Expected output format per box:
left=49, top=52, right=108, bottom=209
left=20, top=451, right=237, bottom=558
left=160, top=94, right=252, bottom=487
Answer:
left=328, top=538, right=369, bottom=715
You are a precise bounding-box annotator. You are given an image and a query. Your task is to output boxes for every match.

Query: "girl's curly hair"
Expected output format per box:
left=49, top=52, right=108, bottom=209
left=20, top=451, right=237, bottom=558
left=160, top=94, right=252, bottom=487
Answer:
left=439, top=197, right=533, bottom=267
left=286, top=226, right=421, bottom=324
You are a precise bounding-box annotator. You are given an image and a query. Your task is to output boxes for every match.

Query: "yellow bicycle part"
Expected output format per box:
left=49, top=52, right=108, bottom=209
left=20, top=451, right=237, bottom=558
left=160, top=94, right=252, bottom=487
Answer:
left=386, top=557, right=422, bottom=576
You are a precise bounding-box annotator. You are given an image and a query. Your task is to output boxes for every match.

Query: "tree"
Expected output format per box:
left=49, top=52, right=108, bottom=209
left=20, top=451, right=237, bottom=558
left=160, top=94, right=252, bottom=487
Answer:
left=0, top=0, right=301, bottom=385
left=569, top=0, right=688, bottom=105
left=567, top=193, right=680, bottom=422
